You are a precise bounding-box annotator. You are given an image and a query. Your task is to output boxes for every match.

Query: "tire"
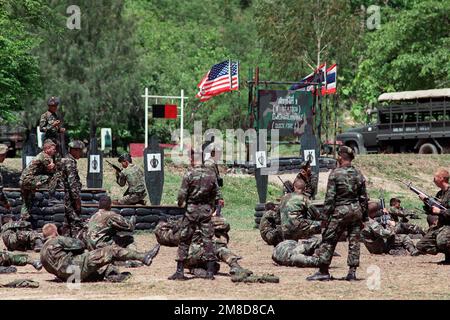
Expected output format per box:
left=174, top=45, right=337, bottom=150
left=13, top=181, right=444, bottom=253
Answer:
left=348, top=142, right=359, bottom=155
left=254, top=217, right=261, bottom=224
left=255, top=203, right=266, bottom=211
left=254, top=211, right=264, bottom=218
left=418, top=143, right=438, bottom=154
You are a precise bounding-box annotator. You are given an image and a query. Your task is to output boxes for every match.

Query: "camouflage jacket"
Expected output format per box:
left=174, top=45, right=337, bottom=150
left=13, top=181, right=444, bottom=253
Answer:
left=204, top=158, right=223, bottom=201
left=86, top=209, right=134, bottom=249
left=388, top=207, right=406, bottom=222
left=279, top=193, right=311, bottom=225
left=177, top=165, right=218, bottom=207
left=323, top=164, right=368, bottom=217
left=0, top=170, right=7, bottom=206
left=1, top=221, right=32, bottom=233
left=431, top=187, right=450, bottom=226
left=39, top=111, right=61, bottom=140
left=61, top=153, right=82, bottom=201
left=259, top=209, right=283, bottom=246
left=117, top=163, right=146, bottom=194
left=294, top=172, right=318, bottom=199
left=40, top=236, right=86, bottom=279
left=20, top=151, right=55, bottom=184
left=361, top=219, right=395, bottom=243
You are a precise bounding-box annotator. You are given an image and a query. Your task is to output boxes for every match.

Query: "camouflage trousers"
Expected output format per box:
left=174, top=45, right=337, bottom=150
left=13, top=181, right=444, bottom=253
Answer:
left=363, top=234, right=416, bottom=255
left=64, top=193, right=81, bottom=230
left=317, top=204, right=362, bottom=268
left=281, top=218, right=321, bottom=241
left=19, top=174, right=60, bottom=220
left=417, top=225, right=450, bottom=255
left=184, top=242, right=240, bottom=270
left=53, top=244, right=147, bottom=282
left=2, top=230, right=43, bottom=251
left=118, top=191, right=146, bottom=205
left=0, top=250, right=32, bottom=267
left=272, top=237, right=321, bottom=267
left=395, top=222, right=425, bottom=236
left=176, top=204, right=216, bottom=262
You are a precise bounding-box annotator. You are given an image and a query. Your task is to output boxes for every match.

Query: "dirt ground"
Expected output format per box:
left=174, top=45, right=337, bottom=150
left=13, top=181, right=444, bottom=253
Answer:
left=1, top=230, right=449, bottom=300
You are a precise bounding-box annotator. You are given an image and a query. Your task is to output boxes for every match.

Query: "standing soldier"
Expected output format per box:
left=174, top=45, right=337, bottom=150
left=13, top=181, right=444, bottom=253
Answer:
left=0, top=144, right=11, bottom=211
left=168, top=149, right=219, bottom=281
left=114, top=153, right=147, bottom=205
left=416, top=168, right=450, bottom=264
left=204, top=142, right=225, bottom=216
left=306, top=146, right=368, bottom=281
left=60, top=140, right=84, bottom=236
left=39, top=97, right=66, bottom=157
left=19, top=140, right=61, bottom=221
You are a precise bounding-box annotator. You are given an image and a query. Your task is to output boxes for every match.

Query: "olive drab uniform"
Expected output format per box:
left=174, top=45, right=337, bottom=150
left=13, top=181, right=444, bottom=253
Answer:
left=40, top=236, right=158, bottom=282
left=0, top=250, right=38, bottom=268
left=116, top=163, right=146, bottom=205
left=259, top=208, right=283, bottom=246
left=1, top=220, right=44, bottom=251
left=176, top=164, right=219, bottom=263
left=61, top=152, right=82, bottom=231
left=293, top=172, right=318, bottom=199
left=279, top=193, right=321, bottom=241
left=86, top=209, right=135, bottom=250
left=417, top=187, right=450, bottom=256
left=389, top=207, right=425, bottom=235
left=315, top=163, right=369, bottom=269
left=361, top=219, right=419, bottom=256
left=39, top=110, right=64, bottom=158
left=19, top=151, right=61, bottom=221
left=272, top=237, right=322, bottom=267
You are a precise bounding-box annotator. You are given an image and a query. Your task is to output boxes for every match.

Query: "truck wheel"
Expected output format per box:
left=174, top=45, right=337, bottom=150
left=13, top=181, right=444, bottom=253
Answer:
left=348, top=143, right=359, bottom=155
left=418, top=143, right=438, bottom=154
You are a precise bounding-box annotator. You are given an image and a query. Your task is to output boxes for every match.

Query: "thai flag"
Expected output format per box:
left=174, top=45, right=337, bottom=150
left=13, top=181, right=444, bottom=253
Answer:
left=325, top=64, right=337, bottom=94
left=290, top=63, right=327, bottom=93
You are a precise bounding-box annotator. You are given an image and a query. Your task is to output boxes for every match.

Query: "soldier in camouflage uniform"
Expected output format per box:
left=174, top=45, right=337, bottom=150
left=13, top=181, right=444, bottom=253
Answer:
left=293, top=160, right=318, bottom=199
left=361, top=218, right=420, bottom=256
left=86, top=195, right=136, bottom=250
left=307, top=146, right=368, bottom=281
left=388, top=198, right=425, bottom=236
left=155, top=216, right=247, bottom=277
left=1, top=215, right=44, bottom=252
left=272, top=237, right=322, bottom=267
left=416, top=168, right=450, bottom=264
left=259, top=203, right=283, bottom=246
left=39, top=97, right=66, bottom=157
left=279, top=179, right=322, bottom=241
left=60, top=140, right=85, bottom=236
left=19, top=140, right=61, bottom=221
left=40, top=223, right=160, bottom=282
left=0, top=250, right=42, bottom=272
left=114, top=153, right=147, bottom=205
left=203, top=142, right=225, bottom=216
left=0, top=144, right=10, bottom=211
left=168, top=150, right=219, bottom=280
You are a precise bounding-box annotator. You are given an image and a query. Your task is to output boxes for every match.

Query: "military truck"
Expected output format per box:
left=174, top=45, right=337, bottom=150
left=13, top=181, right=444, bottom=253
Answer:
left=337, top=88, right=450, bottom=154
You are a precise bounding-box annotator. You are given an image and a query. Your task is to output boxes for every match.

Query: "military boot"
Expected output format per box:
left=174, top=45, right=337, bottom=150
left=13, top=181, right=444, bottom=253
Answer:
left=168, top=261, right=188, bottom=281
left=31, top=260, right=42, bottom=271
left=0, top=266, right=17, bottom=273
left=143, top=244, right=160, bottom=266
left=33, top=239, right=44, bottom=252
left=438, top=253, right=450, bottom=265
left=205, top=261, right=216, bottom=280
left=229, top=257, right=243, bottom=275
left=344, top=266, right=357, bottom=281
left=306, top=265, right=331, bottom=281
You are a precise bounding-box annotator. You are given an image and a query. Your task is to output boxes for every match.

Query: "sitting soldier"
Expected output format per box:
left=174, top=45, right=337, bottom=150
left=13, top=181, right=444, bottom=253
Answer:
left=40, top=223, right=160, bottom=282
left=1, top=215, right=45, bottom=252
left=0, top=250, right=42, bottom=273
left=388, top=197, right=425, bottom=236
left=292, top=160, right=318, bottom=199
left=155, top=216, right=249, bottom=277
left=272, top=237, right=322, bottom=268
left=279, top=179, right=322, bottom=241
left=259, top=202, right=283, bottom=246
left=114, top=153, right=147, bottom=205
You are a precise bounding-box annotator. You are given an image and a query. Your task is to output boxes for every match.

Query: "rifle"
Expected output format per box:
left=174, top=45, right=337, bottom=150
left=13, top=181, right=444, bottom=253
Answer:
left=397, top=180, right=447, bottom=212
left=278, top=176, right=294, bottom=194
left=105, top=160, right=122, bottom=174
left=379, top=198, right=390, bottom=226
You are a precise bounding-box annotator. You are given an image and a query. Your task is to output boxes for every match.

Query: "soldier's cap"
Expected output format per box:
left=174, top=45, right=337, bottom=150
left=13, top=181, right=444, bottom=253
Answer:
left=68, top=140, right=85, bottom=149
left=299, top=160, right=311, bottom=170
left=47, top=96, right=60, bottom=106
left=0, top=144, right=8, bottom=155
left=118, top=153, right=132, bottom=163
left=43, top=139, right=56, bottom=147
left=338, top=145, right=355, bottom=159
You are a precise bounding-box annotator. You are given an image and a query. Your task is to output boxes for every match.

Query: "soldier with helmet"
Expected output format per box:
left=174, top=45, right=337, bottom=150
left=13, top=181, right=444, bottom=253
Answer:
left=114, top=153, right=147, bottom=205
left=60, top=140, right=85, bottom=236
left=306, top=145, right=368, bottom=281
left=39, top=97, right=66, bottom=157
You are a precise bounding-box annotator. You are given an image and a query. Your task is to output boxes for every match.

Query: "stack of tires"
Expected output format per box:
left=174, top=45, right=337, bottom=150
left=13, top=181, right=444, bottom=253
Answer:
left=254, top=203, right=266, bottom=227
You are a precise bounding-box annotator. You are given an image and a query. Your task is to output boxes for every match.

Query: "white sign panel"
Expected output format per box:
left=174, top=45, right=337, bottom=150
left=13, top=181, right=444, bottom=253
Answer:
left=255, top=151, right=267, bottom=169
left=303, top=149, right=317, bottom=166
left=89, top=155, right=101, bottom=173
left=36, top=127, right=44, bottom=149
left=147, top=153, right=162, bottom=172
left=26, top=156, right=35, bottom=167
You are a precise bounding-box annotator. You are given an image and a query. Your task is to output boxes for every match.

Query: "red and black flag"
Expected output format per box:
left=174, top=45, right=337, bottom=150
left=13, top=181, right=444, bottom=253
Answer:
left=152, top=104, right=178, bottom=119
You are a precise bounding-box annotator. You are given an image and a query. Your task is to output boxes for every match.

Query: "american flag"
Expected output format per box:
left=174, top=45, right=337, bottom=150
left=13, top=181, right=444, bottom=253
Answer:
left=196, top=60, right=239, bottom=102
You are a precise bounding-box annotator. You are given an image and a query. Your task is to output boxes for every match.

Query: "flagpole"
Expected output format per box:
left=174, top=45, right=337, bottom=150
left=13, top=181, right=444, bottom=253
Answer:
left=228, top=59, right=232, bottom=89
